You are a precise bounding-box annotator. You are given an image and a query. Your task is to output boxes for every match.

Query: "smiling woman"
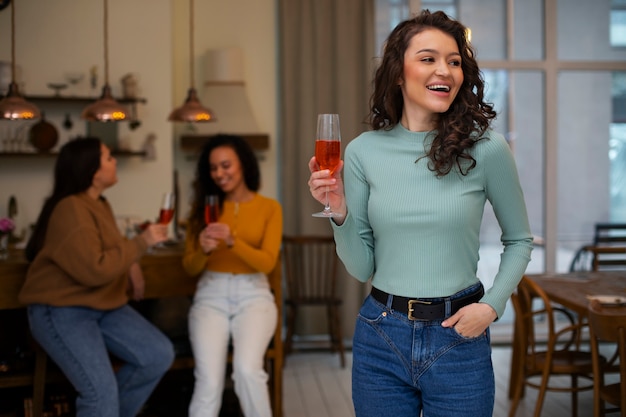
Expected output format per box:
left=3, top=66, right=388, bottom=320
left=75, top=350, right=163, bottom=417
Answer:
left=182, top=133, right=283, bottom=417
left=306, top=10, right=532, bottom=417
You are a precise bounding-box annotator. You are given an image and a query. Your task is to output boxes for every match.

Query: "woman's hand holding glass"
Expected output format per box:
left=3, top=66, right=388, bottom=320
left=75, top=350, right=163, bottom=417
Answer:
left=140, top=223, right=169, bottom=247
left=311, top=114, right=344, bottom=218
left=308, top=157, right=347, bottom=223
left=199, top=222, right=234, bottom=254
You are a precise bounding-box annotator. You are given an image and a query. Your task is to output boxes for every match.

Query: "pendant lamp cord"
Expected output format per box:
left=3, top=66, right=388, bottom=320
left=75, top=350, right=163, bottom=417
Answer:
left=10, top=0, right=16, bottom=83
left=103, top=0, right=109, bottom=85
left=189, top=0, right=195, bottom=90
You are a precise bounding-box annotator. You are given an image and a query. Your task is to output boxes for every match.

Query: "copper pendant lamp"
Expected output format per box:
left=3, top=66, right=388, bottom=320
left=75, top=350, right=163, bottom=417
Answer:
left=168, top=0, right=215, bottom=123
left=0, top=0, right=41, bottom=121
left=81, top=0, right=128, bottom=122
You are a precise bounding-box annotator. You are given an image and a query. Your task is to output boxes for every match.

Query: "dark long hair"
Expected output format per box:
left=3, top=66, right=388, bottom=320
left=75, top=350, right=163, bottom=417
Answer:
left=187, top=134, right=260, bottom=238
left=25, top=137, right=102, bottom=261
left=368, top=9, right=496, bottom=176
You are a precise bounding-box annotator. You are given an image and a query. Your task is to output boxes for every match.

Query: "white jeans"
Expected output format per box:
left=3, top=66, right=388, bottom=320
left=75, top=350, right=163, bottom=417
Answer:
left=188, top=271, right=277, bottom=417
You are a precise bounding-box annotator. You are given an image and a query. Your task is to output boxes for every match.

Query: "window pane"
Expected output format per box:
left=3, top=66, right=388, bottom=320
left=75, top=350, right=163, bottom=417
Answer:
left=559, top=0, right=626, bottom=60
left=611, top=9, right=626, bottom=46
left=479, top=70, right=545, bottom=278
left=558, top=71, right=614, bottom=255
left=512, top=0, right=544, bottom=60
left=375, top=0, right=409, bottom=54
left=611, top=72, right=626, bottom=221
left=478, top=70, right=545, bottom=329
left=459, top=0, right=507, bottom=60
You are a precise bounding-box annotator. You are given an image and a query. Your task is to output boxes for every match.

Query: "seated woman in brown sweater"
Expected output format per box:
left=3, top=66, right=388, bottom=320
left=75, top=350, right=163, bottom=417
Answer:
left=19, top=137, right=175, bottom=417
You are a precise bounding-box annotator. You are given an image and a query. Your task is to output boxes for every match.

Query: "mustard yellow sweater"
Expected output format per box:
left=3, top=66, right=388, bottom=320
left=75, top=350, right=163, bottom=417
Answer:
left=19, top=193, right=148, bottom=309
left=182, top=194, right=283, bottom=277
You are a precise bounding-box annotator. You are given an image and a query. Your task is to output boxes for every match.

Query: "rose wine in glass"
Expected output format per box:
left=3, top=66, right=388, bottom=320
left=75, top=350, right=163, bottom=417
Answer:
left=312, top=113, right=342, bottom=218
left=204, top=195, right=219, bottom=225
left=153, top=192, right=175, bottom=249
left=159, top=192, right=175, bottom=225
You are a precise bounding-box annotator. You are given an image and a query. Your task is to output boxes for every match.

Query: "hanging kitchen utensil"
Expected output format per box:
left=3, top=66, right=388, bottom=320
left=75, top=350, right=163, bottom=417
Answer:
left=29, top=112, right=58, bottom=152
left=63, top=113, right=73, bottom=130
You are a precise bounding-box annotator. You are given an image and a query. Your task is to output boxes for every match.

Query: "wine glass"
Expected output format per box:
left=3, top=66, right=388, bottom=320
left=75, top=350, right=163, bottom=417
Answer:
left=64, top=72, right=84, bottom=95
left=47, top=82, right=68, bottom=96
left=159, top=192, right=175, bottom=225
left=312, top=113, right=342, bottom=218
left=155, top=192, right=175, bottom=247
left=204, top=195, right=219, bottom=225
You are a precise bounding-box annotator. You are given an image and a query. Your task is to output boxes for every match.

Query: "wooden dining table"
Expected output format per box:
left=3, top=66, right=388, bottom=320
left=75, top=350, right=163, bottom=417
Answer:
left=508, top=270, right=626, bottom=398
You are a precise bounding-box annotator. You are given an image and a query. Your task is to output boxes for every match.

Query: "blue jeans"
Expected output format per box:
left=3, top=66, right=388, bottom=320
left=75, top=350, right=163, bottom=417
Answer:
left=352, top=283, right=494, bottom=417
left=27, top=304, right=175, bottom=417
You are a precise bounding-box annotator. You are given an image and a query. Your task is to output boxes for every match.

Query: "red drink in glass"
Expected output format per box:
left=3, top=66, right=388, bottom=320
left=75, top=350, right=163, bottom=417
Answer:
left=159, top=208, right=174, bottom=224
left=204, top=195, right=219, bottom=225
left=315, top=140, right=341, bottom=174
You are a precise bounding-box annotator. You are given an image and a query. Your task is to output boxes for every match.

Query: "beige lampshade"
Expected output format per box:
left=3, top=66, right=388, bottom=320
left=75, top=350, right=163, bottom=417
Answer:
left=199, top=47, right=259, bottom=132
left=204, top=47, right=244, bottom=85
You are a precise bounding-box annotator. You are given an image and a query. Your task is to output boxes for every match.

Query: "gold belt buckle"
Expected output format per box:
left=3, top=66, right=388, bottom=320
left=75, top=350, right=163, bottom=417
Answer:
left=407, top=299, right=432, bottom=321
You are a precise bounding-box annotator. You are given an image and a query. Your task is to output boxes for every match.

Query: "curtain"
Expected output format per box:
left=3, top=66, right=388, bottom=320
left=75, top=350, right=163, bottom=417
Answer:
left=278, top=0, right=375, bottom=234
left=278, top=0, right=376, bottom=339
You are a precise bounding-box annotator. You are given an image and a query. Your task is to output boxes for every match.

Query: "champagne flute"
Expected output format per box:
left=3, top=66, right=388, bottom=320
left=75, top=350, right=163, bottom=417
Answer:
left=155, top=192, right=175, bottom=247
left=312, top=113, right=342, bottom=218
left=204, top=195, right=219, bottom=225
left=158, top=192, right=175, bottom=225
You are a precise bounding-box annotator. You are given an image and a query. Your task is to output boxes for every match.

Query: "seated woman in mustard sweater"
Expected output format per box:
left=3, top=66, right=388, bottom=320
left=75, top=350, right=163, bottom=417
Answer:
left=183, top=134, right=282, bottom=417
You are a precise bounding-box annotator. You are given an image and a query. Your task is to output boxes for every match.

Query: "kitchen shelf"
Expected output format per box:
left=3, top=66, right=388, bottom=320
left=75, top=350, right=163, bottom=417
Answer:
left=180, top=134, right=269, bottom=152
left=0, top=94, right=147, bottom=105
left=0, top=150, right=146, bottom=158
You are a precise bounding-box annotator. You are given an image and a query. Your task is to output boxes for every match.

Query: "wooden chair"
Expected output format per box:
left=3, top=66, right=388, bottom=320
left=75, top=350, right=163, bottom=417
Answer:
left=508, top=276, right=600, bottom=417
left=587, top=301, right=626, bottom=417
left=570, top=223, right=626, bottom=271
left=594, top=223, right=626, bottom=246
left=282, top=235, right=345, bottom=368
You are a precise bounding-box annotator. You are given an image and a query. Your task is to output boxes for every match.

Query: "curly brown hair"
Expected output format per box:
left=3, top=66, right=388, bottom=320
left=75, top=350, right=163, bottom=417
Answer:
left=368, top=9, right=496, bottom=176
left=187, top=134, right=261, bottom=239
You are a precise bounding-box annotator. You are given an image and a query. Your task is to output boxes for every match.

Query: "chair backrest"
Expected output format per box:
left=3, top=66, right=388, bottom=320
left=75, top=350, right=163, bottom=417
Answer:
left=569, top=223, right=626, bottom=272
left=282, top=235, right=339, bottom=304
left=587, top=301, right=626, bottom=343
left=594, top=223, right=626, bottom=246
left=511, top=277, right=581, bottom=366
left=587, top=245, right=626, bottom=271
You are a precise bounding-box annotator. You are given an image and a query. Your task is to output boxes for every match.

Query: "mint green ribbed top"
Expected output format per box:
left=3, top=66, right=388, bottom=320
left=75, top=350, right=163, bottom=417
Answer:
left=332, top=124, right=533, bottom=318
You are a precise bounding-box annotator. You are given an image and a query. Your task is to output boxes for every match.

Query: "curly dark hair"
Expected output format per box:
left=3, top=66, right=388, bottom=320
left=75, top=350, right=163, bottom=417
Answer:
left=368, top=9, right=496, bottom=176
left=187, top=134, right=260, bottom=237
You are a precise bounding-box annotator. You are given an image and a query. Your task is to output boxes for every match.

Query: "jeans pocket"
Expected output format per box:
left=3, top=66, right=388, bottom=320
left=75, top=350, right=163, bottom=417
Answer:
left=357, top=296, right=387, bottom=324
left=451, top=326, right=487, bottom=341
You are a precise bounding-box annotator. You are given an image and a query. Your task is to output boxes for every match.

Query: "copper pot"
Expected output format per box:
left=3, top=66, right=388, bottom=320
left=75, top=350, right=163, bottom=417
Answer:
left=29, top=113, right=58, bottom=152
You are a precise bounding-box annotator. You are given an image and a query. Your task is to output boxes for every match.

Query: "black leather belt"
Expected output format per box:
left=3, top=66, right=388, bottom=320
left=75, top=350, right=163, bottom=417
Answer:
left=370, top=284, right=484, bottom=321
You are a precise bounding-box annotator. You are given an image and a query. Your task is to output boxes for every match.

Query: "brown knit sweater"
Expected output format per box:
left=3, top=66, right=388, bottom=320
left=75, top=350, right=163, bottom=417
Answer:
left=19, top=193, right=148, bottom=309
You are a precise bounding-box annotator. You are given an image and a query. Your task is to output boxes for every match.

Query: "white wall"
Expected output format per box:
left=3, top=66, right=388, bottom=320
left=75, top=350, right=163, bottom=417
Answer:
left=0, top=0, right=278, bottom=238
